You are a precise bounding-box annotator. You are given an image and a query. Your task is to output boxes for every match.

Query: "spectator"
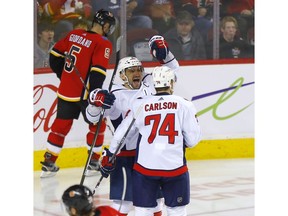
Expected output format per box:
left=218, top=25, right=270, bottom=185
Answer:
left=34, top=19, right=55, bottom=68
left=143, top=0, right=176, bottom=35
left=91, top=0, right=153, bottom=63
left=91, top=0, right=152, bottom=31
left=62, top=184, right=121, bottom=215
left=73, top=18, right=89, bottom=30
left=202, top=0, right=222, bottom=20
left=38, top=0, right=93, bottom=41
left=194, top=6, right=213, bottom=42
left=220, top=0, right=254, bottom=40
left=126, top=28, right=159, bottom=62
left=53, top=20, right=74, bottom=42
left=172, top=0, right=199, bottom=17
left=247, top=26, right=254, bottom=46
left=164, top=10, right=207, bottom=60
left=36, top=1, right=44, bottom=20
left=206, top=16, right=254, bottom=59
left=38, top=0, right=92, bottom=20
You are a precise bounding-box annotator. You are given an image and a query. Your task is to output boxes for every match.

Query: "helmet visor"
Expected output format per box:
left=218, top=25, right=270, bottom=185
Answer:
left=107, top=23, right=115, bottom=35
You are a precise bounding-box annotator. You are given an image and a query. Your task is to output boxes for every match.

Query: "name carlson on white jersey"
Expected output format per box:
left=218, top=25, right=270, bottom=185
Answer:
left=110, top=94, right=201, bottom=177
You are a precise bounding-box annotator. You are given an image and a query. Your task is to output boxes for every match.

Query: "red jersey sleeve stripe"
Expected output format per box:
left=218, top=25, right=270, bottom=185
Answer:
left=50, top=49, right=65, bottom=58
left=117, top=150, right=136, bottom=157
left=90, top=67, right=106, bottom=76
left=57, top=93, right=81, bottom=102
left=133, top=163, right=188, bottom=177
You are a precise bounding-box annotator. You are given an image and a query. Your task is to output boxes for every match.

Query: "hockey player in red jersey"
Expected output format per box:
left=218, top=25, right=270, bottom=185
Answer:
left=101, top=66, right=201, bottom=216
left=62, top=184, right=121, bottom=216
left=40, top=9, right=116, bottom=178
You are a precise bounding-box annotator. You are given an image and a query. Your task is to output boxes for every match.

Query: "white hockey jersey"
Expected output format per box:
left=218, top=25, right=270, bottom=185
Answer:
left=109, top=93, right=201, bottom=177
left=86, top=51, right=179, bottom=125
left=85, top=51, right=180, bottom=154
left=108, top=75, right=156, bottom=122
left=86, top=74, right=156, bottom=152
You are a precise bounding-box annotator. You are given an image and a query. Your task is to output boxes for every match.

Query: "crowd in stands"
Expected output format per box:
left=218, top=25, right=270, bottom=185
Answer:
left=34, top=0, right=254, bottom=68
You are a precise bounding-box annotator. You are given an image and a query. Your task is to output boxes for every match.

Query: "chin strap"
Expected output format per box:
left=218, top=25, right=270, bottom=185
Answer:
left=170, top=81, right=175, bottom=94
left=122, top=73, right=134, bottom=90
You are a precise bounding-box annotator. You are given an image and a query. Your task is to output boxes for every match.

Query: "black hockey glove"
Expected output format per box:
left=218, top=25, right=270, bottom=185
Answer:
left=148, top=35, right=169, bottom=61
left=100, top=147, right=116, bottom=178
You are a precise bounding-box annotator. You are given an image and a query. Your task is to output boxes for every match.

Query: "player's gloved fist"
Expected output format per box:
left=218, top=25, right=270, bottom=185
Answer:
left=148, top=35, right=169, bottom=61
left=100, top=147, right=116, bottom=178
left=89, top=88, right=116, bottom=109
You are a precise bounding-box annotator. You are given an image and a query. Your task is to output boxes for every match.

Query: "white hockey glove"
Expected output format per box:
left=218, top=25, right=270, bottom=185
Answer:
left=86, top=104, right=102, bottom=123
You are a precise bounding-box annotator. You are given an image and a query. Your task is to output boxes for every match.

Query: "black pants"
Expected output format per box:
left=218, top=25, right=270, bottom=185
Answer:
left=56, top=97, right=90, bottom=123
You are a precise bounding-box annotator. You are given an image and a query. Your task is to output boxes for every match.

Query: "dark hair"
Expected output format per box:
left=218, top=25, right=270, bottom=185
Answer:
left=176, top=10, right=194, bottom=23
left=220, top=16, right=238, bottom=29
left=37, top=20, right=54, bottom=34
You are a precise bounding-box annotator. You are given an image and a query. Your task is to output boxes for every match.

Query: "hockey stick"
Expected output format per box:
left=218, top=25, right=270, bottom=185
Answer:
left=118, top=167, right=127, bottom=212
left=64, top=52, right=90, bottom=93
left=106, top=117, right=115, bottom=136
left=92, top=104, right=143, bottom=193
left=80, top=35, right=123, bottom=185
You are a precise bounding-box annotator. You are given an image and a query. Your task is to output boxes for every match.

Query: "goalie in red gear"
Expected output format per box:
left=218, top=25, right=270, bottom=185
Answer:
left=40, top=9, right=116, bottom=178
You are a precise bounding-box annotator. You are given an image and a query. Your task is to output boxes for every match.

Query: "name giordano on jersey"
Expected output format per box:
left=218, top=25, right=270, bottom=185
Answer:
left=69, top=34, right=92, bottom=48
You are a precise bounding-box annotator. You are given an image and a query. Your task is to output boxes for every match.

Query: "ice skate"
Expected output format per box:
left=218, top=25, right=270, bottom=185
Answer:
left=40, top=161, right=59, bottom=178
left=85, top=160, right=100, bottom=177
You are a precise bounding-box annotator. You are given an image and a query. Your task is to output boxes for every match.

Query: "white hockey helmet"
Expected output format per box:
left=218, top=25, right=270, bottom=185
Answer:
left=152, top=66, right=175, bottom=88
left=116, top=56, right=143, bottom=74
